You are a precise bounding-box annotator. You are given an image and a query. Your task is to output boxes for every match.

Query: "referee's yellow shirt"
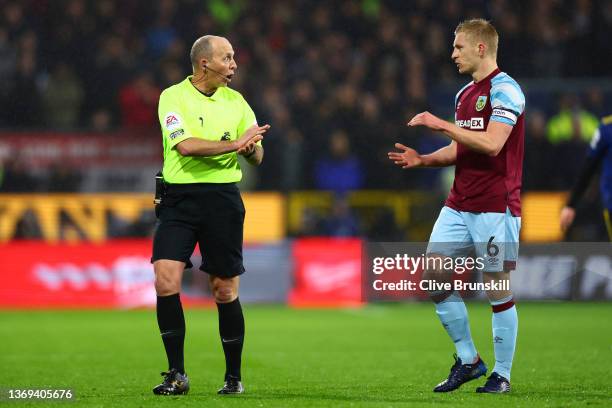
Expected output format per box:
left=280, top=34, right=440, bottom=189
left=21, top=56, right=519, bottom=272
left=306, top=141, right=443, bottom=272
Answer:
left=158, top=76, right=257, bottom=183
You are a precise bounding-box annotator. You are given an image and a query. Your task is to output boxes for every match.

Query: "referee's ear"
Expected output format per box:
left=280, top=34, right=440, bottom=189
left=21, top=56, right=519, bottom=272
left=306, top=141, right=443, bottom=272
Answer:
left=200, top=58, right=209, bottom=72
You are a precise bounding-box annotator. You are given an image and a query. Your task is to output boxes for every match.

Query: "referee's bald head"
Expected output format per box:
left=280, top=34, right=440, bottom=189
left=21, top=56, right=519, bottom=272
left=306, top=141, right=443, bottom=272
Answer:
left=190, top=35, right=226, bottom=72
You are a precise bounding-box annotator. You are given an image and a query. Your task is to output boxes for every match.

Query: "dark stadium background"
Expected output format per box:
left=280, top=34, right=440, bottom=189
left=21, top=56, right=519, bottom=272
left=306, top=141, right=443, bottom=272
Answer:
left=2, top=0, right=612, bottom=239
left=1, top=1, right=611, bottom=406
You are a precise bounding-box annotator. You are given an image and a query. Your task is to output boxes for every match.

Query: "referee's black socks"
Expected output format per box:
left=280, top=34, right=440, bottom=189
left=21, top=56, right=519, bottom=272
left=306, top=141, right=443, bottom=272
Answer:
left=216, top=297, right=245, bottom=381
left=156, top=293, right=186, bottom=374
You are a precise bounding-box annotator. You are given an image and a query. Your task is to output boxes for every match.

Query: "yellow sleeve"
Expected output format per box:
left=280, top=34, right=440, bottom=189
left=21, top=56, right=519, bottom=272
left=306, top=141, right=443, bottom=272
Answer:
left=236, top=96, right=261, bottom=146
left=158, top=90, right=191, bottom=149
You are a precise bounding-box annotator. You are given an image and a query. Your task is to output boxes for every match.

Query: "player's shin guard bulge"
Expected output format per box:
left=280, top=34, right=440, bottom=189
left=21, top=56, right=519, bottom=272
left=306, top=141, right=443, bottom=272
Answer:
left=430, top=289, right=486, bottom=392
left=490, top=295, right=518, bottom=383
left=433, top=291, right=478, bottom=365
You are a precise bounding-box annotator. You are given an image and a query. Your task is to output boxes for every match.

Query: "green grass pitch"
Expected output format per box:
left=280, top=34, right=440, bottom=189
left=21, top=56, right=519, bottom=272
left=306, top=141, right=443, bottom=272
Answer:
left=2, top=302, right=611, bottom=407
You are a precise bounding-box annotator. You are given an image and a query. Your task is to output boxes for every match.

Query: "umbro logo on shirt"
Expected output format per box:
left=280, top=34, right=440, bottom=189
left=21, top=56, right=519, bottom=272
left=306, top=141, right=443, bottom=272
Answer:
left=220, top=132, right=231, bottom=141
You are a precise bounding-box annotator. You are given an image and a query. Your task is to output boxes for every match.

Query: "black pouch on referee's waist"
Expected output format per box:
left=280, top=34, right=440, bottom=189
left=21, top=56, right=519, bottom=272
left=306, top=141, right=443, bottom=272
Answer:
left=154, top=171, right=182, bottom=213
left=154, top=171, right=166, bottom=218
left=154, top=171, right=166, bottom=205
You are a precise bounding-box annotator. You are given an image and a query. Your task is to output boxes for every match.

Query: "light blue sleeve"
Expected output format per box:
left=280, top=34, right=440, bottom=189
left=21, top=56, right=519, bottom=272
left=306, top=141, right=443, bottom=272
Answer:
left=490, top=73, right=525, bottom=126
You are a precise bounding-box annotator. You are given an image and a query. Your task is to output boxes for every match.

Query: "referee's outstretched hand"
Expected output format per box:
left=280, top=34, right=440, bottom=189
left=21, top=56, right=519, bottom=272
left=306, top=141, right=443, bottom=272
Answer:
left=234, top=124, right=270, bottom=151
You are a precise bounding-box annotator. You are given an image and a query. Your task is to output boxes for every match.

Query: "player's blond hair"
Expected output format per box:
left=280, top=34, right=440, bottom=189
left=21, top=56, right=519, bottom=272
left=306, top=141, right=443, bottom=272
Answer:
left=455, top=19, right=498, bottom=57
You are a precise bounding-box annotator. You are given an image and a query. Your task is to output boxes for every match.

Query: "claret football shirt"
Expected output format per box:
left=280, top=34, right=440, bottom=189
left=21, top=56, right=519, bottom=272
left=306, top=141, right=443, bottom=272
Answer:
left=446, top=68, right=526, bottom=216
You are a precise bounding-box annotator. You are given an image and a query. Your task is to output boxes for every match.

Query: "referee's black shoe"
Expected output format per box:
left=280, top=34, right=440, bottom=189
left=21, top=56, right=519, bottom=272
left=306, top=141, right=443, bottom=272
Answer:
left=152, top=369, right=190, bottom=395
left=217, top=376, right=244, bottom=394
left=433, top=354, right=487, bottom=392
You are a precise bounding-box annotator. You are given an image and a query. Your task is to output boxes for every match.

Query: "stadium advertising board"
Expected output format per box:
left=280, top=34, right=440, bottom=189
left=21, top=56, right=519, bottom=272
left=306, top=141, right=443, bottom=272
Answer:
left=0, top=193, right=284, bottom=243
left=0, top=132, right=161, bottom=168
left=0, top=240, right=293, bottom=308
left=0, top=240, right=155, bottom=308
left=288, top=238, right=363, bottom=307
left=1, top=240, right=611, bottom=308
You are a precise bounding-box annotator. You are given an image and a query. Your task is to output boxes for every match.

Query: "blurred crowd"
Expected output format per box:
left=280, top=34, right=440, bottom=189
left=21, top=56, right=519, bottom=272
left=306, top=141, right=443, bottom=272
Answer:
left=1, top=0, right=611, bottom=194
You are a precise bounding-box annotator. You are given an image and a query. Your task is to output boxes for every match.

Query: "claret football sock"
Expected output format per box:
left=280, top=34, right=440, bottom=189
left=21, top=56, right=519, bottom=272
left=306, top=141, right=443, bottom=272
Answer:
left=434, top=291, right=478, bottom=364
left=490, top=295, right=518, bottom=380
left=217, top=297, right=245, bottom=381
left=157, top=293, right=186, bottom=374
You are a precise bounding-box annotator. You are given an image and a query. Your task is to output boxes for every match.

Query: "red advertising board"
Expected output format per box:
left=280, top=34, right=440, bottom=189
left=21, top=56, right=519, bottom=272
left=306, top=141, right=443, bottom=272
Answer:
left=1, top=238, right=365, bottom=308
left=288, top=238, right=363, bottom=307
left=0, top=240, right=156, bottom=308
left=0, top=131, right=161, bottom=169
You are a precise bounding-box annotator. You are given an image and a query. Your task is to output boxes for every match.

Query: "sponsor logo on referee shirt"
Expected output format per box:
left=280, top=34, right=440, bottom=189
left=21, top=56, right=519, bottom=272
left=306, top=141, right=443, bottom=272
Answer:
left=169, top=129, right=184, bottom=140
left=164, top=112, right=182, bottom=131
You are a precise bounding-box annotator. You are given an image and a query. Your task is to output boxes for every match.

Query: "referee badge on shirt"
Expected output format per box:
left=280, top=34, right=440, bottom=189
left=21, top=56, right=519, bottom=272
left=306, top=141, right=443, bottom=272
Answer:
left=475, top=95, right=487, bottom=111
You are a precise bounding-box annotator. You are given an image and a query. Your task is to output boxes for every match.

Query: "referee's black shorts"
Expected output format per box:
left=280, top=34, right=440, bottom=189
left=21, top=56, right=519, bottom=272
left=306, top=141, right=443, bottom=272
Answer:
left=151, top=182, right=245, bottom=278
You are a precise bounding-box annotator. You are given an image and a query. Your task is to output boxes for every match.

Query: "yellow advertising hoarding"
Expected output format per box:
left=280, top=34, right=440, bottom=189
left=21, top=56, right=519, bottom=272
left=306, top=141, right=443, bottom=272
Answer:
left=0, top=193, right=285, bottom=243
left=521, top=192, right=567, bottom=242
left=0, top=191, right=569, bottom=244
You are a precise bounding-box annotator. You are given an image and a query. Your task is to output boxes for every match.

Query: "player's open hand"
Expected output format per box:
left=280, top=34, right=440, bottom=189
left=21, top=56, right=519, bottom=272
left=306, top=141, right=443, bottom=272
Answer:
left=407, top=111, right=446, bottom=131
left=388, top=143, right=423, bottom=169
left=235, top=124, right=270, bottom=151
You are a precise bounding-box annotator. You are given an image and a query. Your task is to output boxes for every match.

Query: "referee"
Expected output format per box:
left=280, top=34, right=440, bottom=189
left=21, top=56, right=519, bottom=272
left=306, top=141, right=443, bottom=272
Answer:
left=151, top=35, right=269, bottom=396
